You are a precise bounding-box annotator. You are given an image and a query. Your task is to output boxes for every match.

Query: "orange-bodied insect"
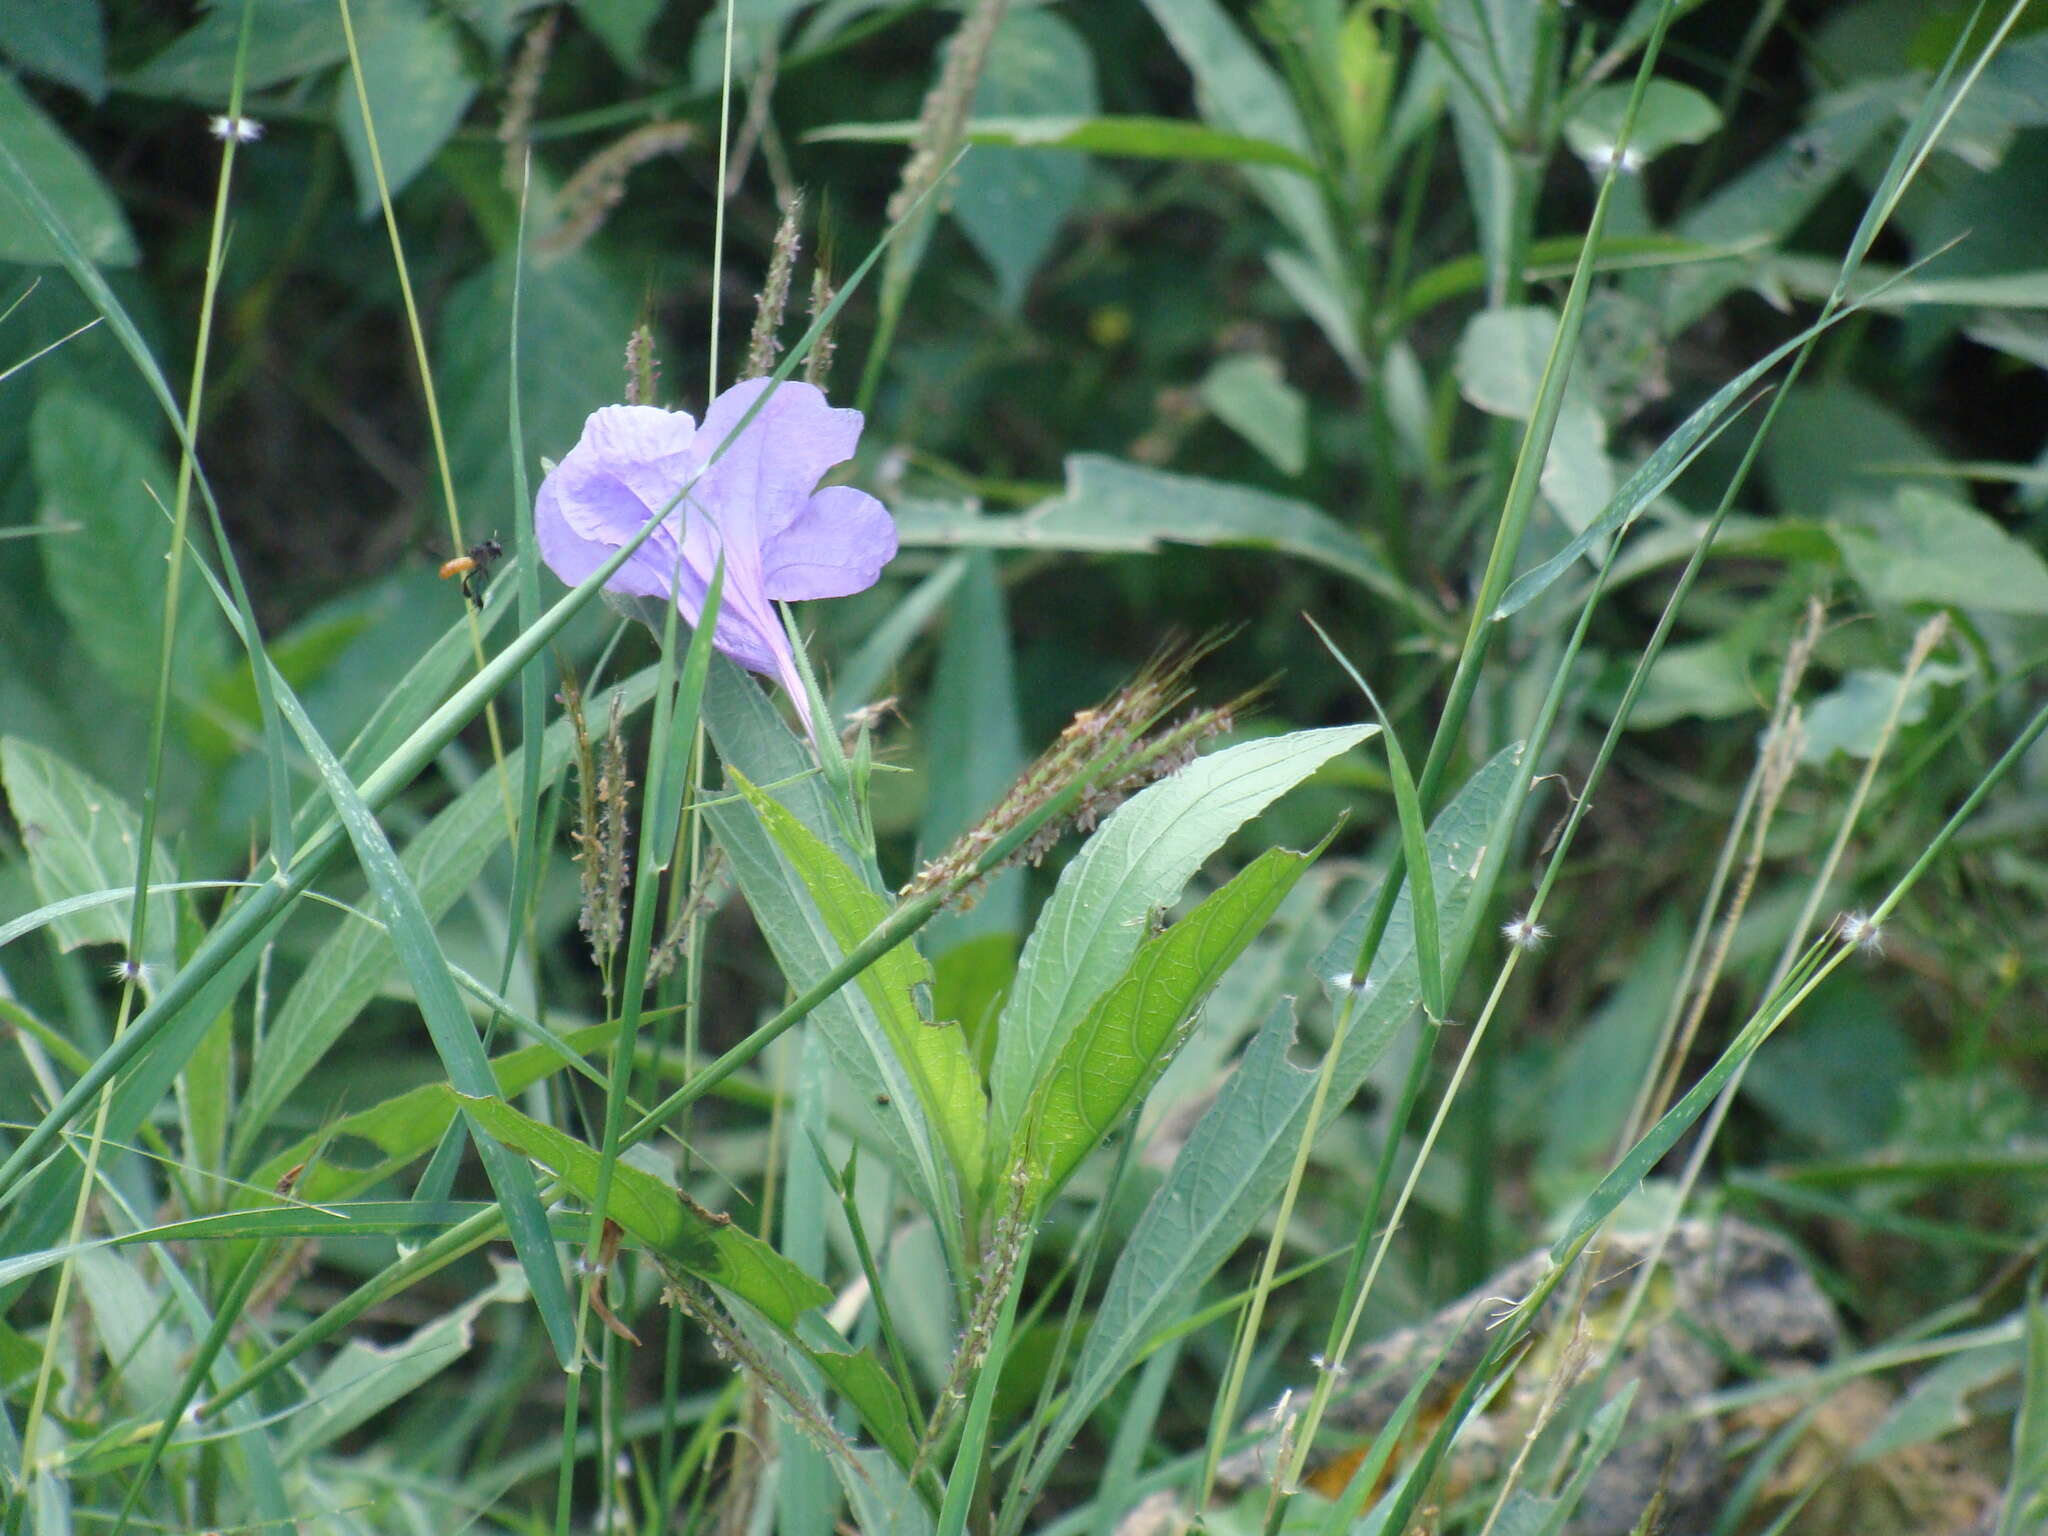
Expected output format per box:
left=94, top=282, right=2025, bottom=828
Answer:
left=440, top=537, right=503, bottom=608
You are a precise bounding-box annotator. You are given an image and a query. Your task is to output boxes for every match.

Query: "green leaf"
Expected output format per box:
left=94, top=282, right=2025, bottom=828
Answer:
left=1, top=737, right=177, bottom=977
left=0, top=0, right=105, bottom=98
left=1833, top=487, right=2048, bottom=614
left=1668, top=86, right=1901, bottom=325
left=235, top=668, right=658, bottom=1162
left=808, top=114, right=1318, bottom=175
left=458, top=1092, right=829, bottom=1321
left=1018, top=843, right=1320, bottom=1206
left=186, top=610, right=374, bottom=766
left=0, top=73, right=135, bottom=265
left=570, top=0, right=665, bottom=70
left=121, top=0, right=346, bottom=100
left=731, top=770, right=989, bottom=1203
left=1800, top=664, right=1960, bottom=762
left=271, top=648, right=576, bottom=1365
left=952, top=10, right=1098, bottom=309
left=459, top=1090, right=921, bottom=1471
left=992, top=725, right=1374, bottom=1147
left=1858, top=1336, right=2020, bottom=1465
left=244, top=1023, right=618, bottom=1215
left=1199, top=354, right=1308, bottom=477
left=1998, top=1294, right=2048, bottom=1536
left=894, top=456, right=1427, bottom=623
left=1765, top=384, right=1946, bottom=518
left=1453, top=307, right=1611, bottom=533
left=1030, top=744, right=1524, bottom=1489
left=438, top=247, right=636, bottom=542
left=1565, top=79, right=1719, bottom=169
left=31, top=388, right=229, bottom=698
left=1307, top=622, right=1441, bottom=1020
left=335, top=0, right=479, bottom=216
left=278, top=1260, right=528, bottom=1463
left=701, top=658, right=969, bottom=1267
left=1136, top=0, right=1339, bottom=278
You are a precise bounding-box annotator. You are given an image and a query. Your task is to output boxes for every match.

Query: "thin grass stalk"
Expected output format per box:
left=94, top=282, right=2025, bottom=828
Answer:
left=15, top=0, right=262, bottom=1477
left=1231, top=10, right=1682, bottom=1517
left=334, top=0, right=518, bottom=847
left=1589, top=617, right=1953, bottom=1405
left=1644, top=687, right=1809, bottom=1134
left=708, top=0, right=739, bottom=397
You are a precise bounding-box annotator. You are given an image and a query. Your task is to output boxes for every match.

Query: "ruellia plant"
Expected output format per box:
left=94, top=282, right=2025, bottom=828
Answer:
left=2, top=2, right=2046, bottom=1534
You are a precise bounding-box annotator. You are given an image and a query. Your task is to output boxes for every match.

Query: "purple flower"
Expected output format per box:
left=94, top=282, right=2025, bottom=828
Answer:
left=535, top=378, right=897, bottom=730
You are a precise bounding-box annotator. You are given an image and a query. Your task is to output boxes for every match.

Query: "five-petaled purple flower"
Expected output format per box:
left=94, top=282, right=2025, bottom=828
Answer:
left=535, top=378, right=897, bottom=733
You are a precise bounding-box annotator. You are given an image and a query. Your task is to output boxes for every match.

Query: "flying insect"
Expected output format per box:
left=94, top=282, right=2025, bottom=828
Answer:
left=440, top=537, right=503, bottom=608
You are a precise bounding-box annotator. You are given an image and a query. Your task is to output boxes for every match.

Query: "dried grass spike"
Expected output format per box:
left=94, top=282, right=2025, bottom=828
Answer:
left=745, top=194, right=803, bottom=380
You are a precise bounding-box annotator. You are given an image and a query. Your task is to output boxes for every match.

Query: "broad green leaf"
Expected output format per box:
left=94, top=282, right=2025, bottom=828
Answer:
left=1565, top=80, right=1719, bottom=169
left=953, top=9, right=1097, bottom=310
left=0, top=74, right=135, bottom=265
left=685, top=0, right=808, bottom=90
left=1857, top=1336, right=2020, bottom=1465
left=1033, top=744, right=1522, bottom=1466
left=732, top=770, right=988, bottom=1201
left=1433, top=0, right=1540, bottom=122
left=1765, top=384, right=1945, bottom=518
left=1019, top=843, right=1319, bottom=1205
left=1800, top=663, right=1962, bottom=762
left=894, top=456, right=1424, bottom=621
left=993, top=725, right=1375, bottom=1150
left=335, top=0, right=479, bottom=216
left=75, top=1249, right=181, bottom=1410
left=32, top=388, right=227, bottom=698
left=809, top=114, right=1316, bottom=175
left=571, top=0, right=665, bottom=70
left=121, top=0, right=346, bottom=100
left=1452, top=307, right=1610, bottom=534
left=235, top=669, right=660, bottom=1162
left=835, top=1446, right=935, bottom=1536
left=0, top=0, right=104, bottom=98
left=1199, top=354, right=1307, bottom=477
left=1833, top=487, right=2048, bottom=614
left=460, top=1089, right=921, bottom=1470
left=1, top=737, right=176, bottom=978
left=1454, top=307, right=1562, bottom=419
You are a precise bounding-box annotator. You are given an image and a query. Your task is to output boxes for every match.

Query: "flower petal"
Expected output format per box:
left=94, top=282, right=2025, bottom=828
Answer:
left=688, top=378, right=865, bottom=547
left=761, top=486, right=898, bottom=600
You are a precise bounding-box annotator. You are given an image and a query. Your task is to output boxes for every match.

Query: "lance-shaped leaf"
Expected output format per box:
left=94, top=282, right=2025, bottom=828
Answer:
left=732, top=770, right=986, bottom=1199
left=992, top=724, right=1373, bottom=1148
left=1031, top=745, right=1523, bottom=1477
left=1018, top=840, right=1323, bottom=1206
